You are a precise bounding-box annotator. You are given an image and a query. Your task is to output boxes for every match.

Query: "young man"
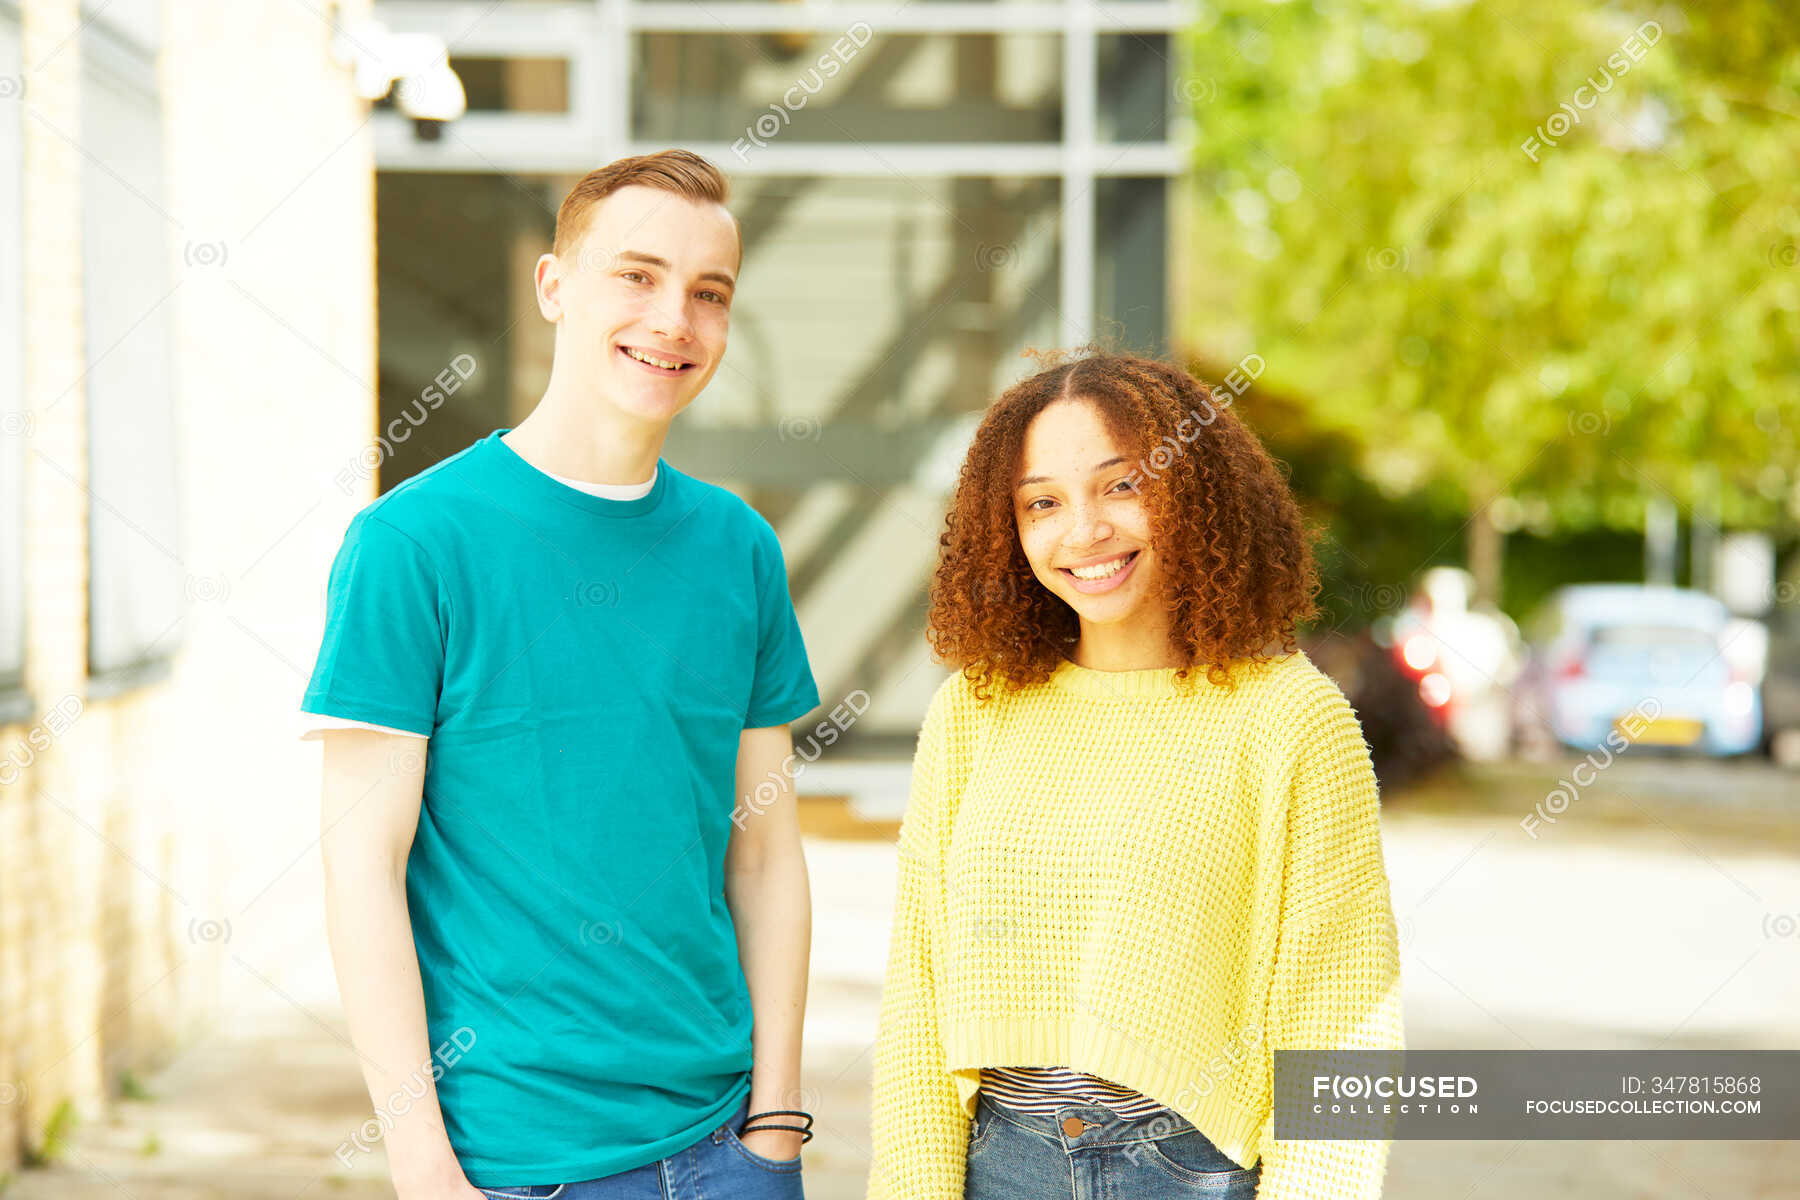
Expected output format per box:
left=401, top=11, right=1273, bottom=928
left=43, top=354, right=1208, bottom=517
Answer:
left=302, top=150, right=820, bottom=1200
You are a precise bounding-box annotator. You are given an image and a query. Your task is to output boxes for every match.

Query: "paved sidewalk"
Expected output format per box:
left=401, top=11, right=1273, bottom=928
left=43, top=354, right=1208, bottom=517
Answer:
left=7, top=790, right=1800, bottom=1199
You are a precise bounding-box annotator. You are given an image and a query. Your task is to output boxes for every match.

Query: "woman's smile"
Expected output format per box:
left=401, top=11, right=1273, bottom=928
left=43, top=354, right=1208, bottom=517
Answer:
left=1057, top=549, right=1142, bottom=593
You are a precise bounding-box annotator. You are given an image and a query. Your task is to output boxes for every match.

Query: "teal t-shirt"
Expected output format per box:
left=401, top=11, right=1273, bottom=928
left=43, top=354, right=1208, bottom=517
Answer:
left=301, top=429, right=821, bottom=1184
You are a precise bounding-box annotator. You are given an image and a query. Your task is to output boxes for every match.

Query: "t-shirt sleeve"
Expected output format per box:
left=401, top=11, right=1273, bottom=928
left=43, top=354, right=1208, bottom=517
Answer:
left=742, top=518, right=821, bottom=729
left=297, top=713, right=429, bottom=741
left=301, top=513, right=447, bottom=738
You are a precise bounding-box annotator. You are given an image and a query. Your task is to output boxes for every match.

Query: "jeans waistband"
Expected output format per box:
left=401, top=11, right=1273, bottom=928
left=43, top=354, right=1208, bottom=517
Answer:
left=979, top=1091, right=1195, bottom=1149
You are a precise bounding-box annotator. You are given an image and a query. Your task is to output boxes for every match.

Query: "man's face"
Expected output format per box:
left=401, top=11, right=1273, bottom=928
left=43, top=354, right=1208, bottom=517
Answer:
left=538, top=184, right=741, bottom=424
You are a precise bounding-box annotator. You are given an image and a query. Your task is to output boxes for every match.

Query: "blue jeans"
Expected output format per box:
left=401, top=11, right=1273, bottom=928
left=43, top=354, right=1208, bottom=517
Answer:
left=471, top=1092, right=804, bottom=1200
left=963, top=1091, right=1261, bottom=1199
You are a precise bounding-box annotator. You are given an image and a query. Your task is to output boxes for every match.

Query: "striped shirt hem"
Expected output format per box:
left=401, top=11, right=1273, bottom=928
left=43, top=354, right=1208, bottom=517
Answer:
left=979, top=1066, right=1171, bottom=1118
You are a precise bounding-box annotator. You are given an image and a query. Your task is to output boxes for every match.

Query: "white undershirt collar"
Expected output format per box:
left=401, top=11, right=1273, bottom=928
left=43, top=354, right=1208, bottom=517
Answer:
left=537, top=463, right=658, bottom=501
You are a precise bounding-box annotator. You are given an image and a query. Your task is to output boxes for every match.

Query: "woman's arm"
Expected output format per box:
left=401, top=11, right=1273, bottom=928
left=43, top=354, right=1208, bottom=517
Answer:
left=1256, top=688, right=1406, bottom=1199
left=867, top=691, right=972, bottom=1200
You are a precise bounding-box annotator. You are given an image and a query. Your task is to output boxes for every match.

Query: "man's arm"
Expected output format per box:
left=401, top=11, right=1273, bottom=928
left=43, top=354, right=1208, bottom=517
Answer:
left=319, top=727, right=482, bottom=1200
left=724, top=723, right=813, bottom=1162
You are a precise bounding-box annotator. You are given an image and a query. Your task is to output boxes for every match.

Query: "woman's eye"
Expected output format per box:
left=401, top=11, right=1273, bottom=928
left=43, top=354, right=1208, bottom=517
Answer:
left=699, top=290, right=728, bottom=304
left=1111, top=478, right=1138, bottom=494
left=1025, top=497, right=1054, bottom=513
left=622, top=271, right=649, bottom=283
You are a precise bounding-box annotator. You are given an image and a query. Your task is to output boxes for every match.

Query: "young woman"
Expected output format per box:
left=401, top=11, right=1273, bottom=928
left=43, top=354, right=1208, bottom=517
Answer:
left=867, top=353, right=1405, bottom=1199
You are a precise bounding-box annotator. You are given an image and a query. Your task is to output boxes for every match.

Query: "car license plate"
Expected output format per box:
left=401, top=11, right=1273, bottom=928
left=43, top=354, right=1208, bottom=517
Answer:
left=1620, top=715, right=1702, bottom=746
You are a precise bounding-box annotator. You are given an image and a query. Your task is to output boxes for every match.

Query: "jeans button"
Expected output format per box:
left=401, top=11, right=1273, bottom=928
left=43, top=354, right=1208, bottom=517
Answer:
left=1061, top=1116, right=1086, bottom=1138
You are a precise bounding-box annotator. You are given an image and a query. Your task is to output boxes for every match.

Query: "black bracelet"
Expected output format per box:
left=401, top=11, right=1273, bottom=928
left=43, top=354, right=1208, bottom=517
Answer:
left=740, top=1109, right=815, bottom=1144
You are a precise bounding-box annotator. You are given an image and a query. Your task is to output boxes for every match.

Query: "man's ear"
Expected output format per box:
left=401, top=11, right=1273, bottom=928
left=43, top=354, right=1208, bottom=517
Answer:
left=534, top=252, right=563, bottom=322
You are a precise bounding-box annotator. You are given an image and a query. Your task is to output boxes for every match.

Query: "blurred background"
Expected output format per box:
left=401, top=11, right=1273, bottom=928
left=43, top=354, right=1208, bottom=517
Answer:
left=0, top=0, right=1797, bottom=1196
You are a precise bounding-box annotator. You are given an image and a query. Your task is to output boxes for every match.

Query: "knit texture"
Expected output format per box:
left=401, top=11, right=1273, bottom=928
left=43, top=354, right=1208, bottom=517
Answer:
left=867, top=650, right=1405, bottom=1199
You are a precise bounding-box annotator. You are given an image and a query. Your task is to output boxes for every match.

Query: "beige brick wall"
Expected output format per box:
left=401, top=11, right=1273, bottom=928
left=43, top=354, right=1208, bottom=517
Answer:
left=1, top=0, right=375, bottom=1171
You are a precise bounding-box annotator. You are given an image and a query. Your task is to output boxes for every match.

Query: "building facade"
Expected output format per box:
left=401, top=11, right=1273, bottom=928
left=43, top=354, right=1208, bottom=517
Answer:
left=371, top=0, right=1194, bottom=750
left=1, top=0, right=378, bottom=1169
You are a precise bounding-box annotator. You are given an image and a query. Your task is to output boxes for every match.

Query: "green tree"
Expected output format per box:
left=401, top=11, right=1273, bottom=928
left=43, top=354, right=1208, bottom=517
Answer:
left=1178, top=0, right=1800, bottom=603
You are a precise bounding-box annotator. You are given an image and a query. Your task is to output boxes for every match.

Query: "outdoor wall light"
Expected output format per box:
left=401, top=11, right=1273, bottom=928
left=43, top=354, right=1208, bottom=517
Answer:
left=330, top=13, right=468, bottom=139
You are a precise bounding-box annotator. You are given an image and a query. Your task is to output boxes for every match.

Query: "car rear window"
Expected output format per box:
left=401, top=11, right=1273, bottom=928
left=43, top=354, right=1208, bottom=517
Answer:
left=1588, top=625, right=1717, bottom=649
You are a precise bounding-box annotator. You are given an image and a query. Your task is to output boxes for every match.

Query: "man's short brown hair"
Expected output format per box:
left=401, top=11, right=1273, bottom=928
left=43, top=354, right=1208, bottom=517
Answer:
left=553, top=149, right=736, bottom=259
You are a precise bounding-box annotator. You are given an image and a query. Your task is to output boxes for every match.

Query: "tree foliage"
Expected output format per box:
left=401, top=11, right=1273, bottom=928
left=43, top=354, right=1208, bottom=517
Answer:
left=1179, top=0, right=1800, bottom=539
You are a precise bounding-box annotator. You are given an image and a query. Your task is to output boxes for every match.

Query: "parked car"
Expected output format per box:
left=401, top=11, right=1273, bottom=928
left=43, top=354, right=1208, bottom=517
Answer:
left=1510, top=584, right=1763, bottom=758
left=1380, top=567, right=1523, bottom=762
left=1301, top=628, right=1458, bottom=791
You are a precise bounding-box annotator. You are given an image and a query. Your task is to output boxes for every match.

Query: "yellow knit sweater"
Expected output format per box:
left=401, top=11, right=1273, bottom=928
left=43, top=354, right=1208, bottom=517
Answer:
left=867, top=650, right=1405, bottom=1199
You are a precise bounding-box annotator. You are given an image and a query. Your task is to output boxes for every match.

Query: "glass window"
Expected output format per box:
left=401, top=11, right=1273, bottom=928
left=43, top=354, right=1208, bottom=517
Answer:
left=632, top=31, right=1062, bottom=145
left=449, top=56, right=570, bottom=113
left=1095, top=176, right=1168, bottom=356
left=665, top=174, right=1062, bottom=455
left=1097, top=33, right=1170, bottom=143
left=82, top=14, right=184, bottom=679
left=375, top=168, right=1063, bottom=484
left=82, top=0, right=157, bottom=52
left=365, top=0, right=1185, bottom=743
left=374, top=171, right=527, bottom=490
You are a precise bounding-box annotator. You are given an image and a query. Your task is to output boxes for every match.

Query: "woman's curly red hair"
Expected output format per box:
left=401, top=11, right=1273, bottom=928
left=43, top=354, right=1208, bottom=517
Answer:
left=926, top=351, right=1323, bottom=701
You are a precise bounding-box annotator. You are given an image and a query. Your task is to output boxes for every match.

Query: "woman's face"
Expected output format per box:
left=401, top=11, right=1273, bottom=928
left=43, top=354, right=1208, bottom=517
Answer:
left=1013, top=398, right=1164, bottom=634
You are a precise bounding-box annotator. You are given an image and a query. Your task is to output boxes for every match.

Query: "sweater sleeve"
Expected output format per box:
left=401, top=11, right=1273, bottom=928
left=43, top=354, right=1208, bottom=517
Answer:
left=1255, top=687, right=1406, bottom=1200
left=867, top=690, right=971, bottom=1200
